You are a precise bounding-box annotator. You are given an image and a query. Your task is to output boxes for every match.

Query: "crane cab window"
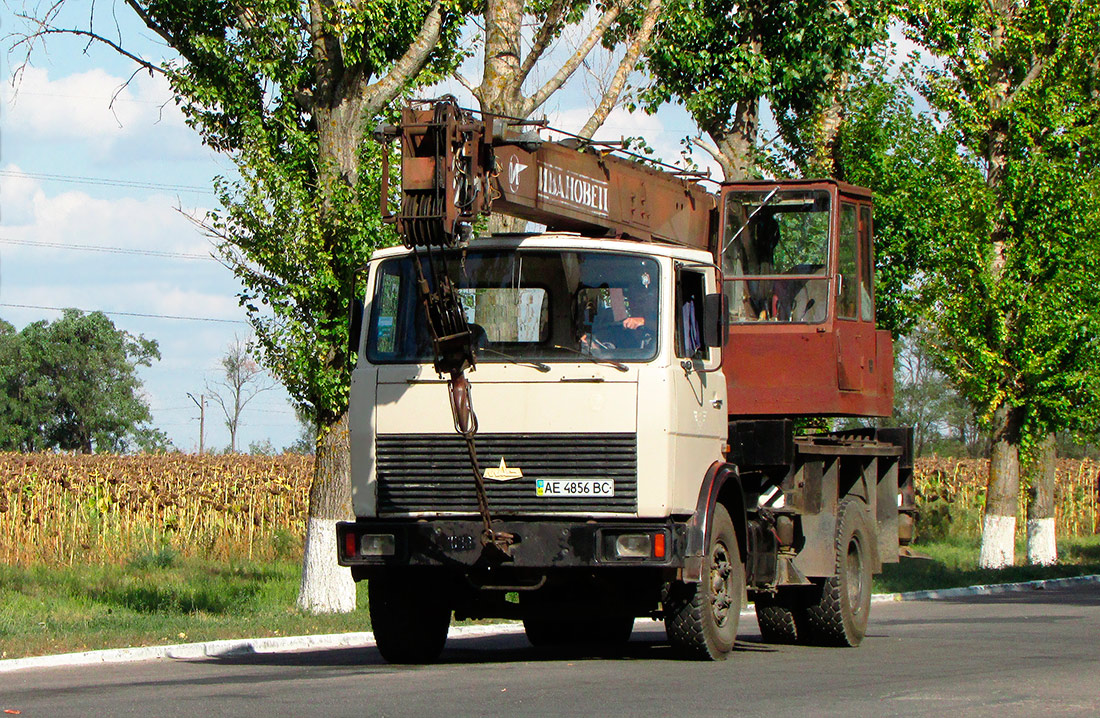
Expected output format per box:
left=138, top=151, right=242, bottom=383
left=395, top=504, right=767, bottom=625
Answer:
left=838, top=202, right=875, bottom=321
left=722, top=189, right=830, bottom=323
left=860, top=206, right=874, bottom=321
left=838, top=203, right=858, bottom=319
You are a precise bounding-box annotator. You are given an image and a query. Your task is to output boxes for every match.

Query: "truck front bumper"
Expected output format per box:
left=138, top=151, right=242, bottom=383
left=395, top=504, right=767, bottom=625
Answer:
left=336, top=518, right=691, bottom=570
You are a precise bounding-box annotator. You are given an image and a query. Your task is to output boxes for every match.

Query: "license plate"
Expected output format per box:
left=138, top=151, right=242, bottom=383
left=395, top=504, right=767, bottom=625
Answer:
left=535, top=479, right=614, bottom=497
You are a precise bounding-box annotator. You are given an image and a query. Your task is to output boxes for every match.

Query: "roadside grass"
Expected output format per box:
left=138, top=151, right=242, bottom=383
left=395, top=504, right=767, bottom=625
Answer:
left=0, top=558, right=370, bottom=660
left=3, top=535, right=1100, bottom=661
left=873, top=534, right=1100, bottom=594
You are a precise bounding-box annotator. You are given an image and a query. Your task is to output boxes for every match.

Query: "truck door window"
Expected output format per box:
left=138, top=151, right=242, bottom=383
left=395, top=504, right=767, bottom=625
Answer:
left=723, top=189, right=830, bottom=323
left=837, top=203, right=858, bottom=319
left=372, top=267, right=406, bottom=356
left=676, top=269, right=707, bottom=360
left=859, top=205, right=874, bottom=322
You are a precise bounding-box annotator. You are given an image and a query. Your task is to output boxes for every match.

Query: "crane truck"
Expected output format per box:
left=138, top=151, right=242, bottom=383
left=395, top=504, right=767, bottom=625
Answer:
left=337, top=97, right=915, bottom=663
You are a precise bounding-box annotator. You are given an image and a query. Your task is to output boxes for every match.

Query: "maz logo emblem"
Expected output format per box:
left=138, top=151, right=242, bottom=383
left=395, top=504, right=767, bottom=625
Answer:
left=484, top=457, right=524, bottom=481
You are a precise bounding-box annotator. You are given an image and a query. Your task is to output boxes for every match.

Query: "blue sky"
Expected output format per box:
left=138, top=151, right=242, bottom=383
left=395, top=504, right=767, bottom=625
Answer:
left=1, top=7, right=302, bottom=452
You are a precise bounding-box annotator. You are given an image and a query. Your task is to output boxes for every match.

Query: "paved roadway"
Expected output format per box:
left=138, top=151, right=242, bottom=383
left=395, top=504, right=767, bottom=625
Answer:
left=4, top=584, right=1100, bottom=718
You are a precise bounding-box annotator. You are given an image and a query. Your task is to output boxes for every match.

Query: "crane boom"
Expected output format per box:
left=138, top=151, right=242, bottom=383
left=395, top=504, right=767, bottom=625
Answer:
left=377, top=97, right=717, bottom=253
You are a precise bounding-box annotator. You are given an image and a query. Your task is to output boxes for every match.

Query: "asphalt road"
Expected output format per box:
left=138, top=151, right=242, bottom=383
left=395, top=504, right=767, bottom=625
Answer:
left=4, top=583, right=1100, bottom=718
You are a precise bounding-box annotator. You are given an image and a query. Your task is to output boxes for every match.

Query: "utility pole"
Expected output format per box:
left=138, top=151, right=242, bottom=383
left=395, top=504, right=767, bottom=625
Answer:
left=187, top=392, right=206, bottom=455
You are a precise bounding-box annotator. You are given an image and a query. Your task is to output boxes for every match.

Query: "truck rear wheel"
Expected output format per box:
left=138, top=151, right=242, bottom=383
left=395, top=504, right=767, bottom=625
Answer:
left=665, top=504, right=743, bottom=660
left=801, top=497, right=873, bottom=646
left=368, top=576, right=451, bottom=664
left=754, top=591, right=802, bottom=644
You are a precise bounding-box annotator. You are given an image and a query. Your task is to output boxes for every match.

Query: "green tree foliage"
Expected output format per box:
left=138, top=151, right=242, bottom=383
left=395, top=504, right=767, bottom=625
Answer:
left=638, top=0, right=890, bottom=178
left=833, top=48, right=991, bottom=336
left=0, top=310, right=167, bottom=453
left=902, top=0, right=1100, bottom=433
left=837, top=35, right=1100, bottom=445
left=903, top=0, right=1100, bottom=440
left=900, top=0, right=1100, bottom=566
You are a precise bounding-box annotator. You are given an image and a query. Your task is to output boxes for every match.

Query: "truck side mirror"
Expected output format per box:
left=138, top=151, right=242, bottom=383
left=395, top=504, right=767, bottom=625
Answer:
left=703, top=293, right=728, bottom=348
left=347, top=296, right=365, bottom=365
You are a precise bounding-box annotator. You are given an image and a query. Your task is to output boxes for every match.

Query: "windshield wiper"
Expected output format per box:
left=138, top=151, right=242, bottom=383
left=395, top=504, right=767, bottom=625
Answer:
left=551, top=344, right=629, bottom=372
left=477, top=346, right=552, bottom=373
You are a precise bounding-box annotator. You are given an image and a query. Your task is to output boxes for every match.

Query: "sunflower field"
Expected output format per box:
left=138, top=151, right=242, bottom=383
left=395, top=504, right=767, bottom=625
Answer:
left=1, top=453, right=1097, bottom=566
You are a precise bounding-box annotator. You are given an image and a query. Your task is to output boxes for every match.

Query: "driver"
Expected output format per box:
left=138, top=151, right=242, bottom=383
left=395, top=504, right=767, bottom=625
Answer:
left=581, top=268, right=656, bottom=352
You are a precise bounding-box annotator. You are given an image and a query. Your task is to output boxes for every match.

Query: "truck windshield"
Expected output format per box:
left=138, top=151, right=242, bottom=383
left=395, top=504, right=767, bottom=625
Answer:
left=723, top=189, right=831, bottom=323
left=367, top=250, right=661, bottom=364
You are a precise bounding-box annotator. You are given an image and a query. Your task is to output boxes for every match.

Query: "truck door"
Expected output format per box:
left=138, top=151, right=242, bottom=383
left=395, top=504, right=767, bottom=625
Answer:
left=669, top=264, right=726, bottom=508
left=835, top=201, right=876, bottom=391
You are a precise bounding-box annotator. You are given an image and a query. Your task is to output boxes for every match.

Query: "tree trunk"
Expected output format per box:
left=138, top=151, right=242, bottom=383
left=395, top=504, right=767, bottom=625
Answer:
left=979, top=404, right=1021, bottom=568
left=477, top=0, right=523, bottom=114
left=297, top=411, right=356, bottom=613
left=477, top=0, right=526, bottom=237
left=1026, top=432, right=1058, bottom=565
left=710, top=97, right=759, bottom=181
left=810, top=73, right=847, bottom=180
left=296, top=89, right=362, bottom=612
left=489, top=213, right=528, bottom=234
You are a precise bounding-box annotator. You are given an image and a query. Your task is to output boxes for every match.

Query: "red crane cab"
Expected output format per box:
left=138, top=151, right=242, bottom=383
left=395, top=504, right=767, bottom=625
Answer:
left=719, top=179, right=894, bottom=419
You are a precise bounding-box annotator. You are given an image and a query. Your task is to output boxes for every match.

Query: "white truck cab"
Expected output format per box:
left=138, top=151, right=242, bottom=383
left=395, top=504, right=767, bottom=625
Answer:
left=349, top=235, right=726, bottom=523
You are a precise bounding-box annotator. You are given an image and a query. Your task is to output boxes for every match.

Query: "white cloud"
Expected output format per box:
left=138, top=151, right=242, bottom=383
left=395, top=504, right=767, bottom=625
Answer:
left=3, top=65, right=207, bottom=163
left=7, top=66, right=173, bottom=137
left=1, top=164, right=214, bottom=255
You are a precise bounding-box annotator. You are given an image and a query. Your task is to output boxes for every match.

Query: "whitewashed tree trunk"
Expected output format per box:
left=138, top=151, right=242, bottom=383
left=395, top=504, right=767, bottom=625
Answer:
left=1026, top=433, right=1058, bottom=566
left=297, top=411, right=356, bottom=613
left=298, top=516, right=356, bottom=612
left=979, top=513, right=1015, bottom=569
left=979, top=404, right=1020, bottom=569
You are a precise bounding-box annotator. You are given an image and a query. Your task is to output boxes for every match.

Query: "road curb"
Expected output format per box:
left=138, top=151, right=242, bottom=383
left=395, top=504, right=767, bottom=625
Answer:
left=871, top=572, right=1100, bottom=603
left=4, top=574, right=1098, bottom=673
left=0, top=623, right=525, bottom=674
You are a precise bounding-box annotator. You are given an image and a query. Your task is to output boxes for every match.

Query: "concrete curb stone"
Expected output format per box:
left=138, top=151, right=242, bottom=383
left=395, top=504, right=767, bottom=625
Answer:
left=3, top=573, right=1097, bottom=673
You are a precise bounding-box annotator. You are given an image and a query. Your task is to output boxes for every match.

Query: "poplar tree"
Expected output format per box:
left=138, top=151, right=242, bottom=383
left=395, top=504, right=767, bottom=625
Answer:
left=906, top=0, right=1100, bottom=567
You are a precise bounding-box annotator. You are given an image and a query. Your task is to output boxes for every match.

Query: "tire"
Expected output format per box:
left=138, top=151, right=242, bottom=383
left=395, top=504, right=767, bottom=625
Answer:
left=801, top=497, right=874, bottom=647
left=754, top=591, right=800, bottom=644
left=368, top=575, right=452, bottom=664
left=523, top=614, right=634, bottom=648
left=665, top=504, right=744, bottom=660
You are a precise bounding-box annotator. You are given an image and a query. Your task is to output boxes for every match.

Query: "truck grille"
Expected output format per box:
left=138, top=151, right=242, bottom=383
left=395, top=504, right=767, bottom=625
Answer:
left=375, top=433, right=638, bottom=515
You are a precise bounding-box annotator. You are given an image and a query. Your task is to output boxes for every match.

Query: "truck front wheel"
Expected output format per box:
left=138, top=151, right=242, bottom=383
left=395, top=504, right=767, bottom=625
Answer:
left=665, top=504, right=744, bottom=660
left=368, top=575, right=451, bottom=664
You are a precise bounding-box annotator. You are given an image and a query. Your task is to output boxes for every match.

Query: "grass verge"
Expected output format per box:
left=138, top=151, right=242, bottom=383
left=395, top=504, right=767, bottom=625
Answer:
left=874, top=534, right=1100, bottom=594
left=3, top=535, right=1099, bottom=660
left=0, top=559, right=370, bottom=660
